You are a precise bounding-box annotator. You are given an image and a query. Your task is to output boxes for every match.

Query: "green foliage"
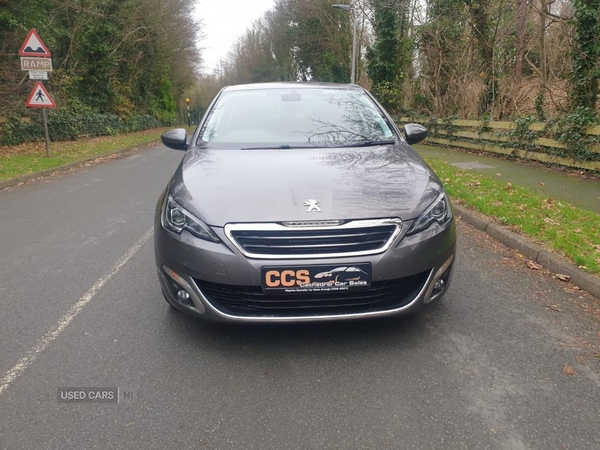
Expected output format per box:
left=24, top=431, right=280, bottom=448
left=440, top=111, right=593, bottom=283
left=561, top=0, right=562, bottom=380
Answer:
left=0, top=110, right=160, bottom=146
left=366, top=0, right=412, bottom=112
left=478, top=115, right=491, bottom=134
left=441, top=115, right=460, bottom=137
left=0, top=0, right=201, bottom=142
left=317, top=51, right=350, bottom=83
left=294, top=9, right=349, bottom=83
left=511, top=116, right=538, bottom=143
left=553, top=107, right=600, bottom=160
left=535, top=93, right=546, bottom=122
left=0, top=117, right=43, bottom=146
left=149, top=75, right=177, bottom=124
left=463, top=0, right=498, bottom=116
left=370, top=80, right=404, bottom=113
left=410, top=92, right=434, bottom=114
left=570, top=0, right=600, bottom=110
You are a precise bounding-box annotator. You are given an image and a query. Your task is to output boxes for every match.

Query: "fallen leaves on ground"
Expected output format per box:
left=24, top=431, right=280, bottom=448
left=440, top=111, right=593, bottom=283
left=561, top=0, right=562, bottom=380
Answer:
left=526, top=260, right=542, bottom=270
left=0, top=141, right=46, bottom=156
left=563, top=365, right=577, bottom=376
left=541, top=198, right=554, bottom=210
left=554, top=274, right=571, bottom=282
left=545, top=304, right=562, bottom=312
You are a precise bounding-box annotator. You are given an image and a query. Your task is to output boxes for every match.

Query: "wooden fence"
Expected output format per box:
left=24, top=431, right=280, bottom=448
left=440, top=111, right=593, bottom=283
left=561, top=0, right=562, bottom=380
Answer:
left=398, top=117, right=600, bottom=172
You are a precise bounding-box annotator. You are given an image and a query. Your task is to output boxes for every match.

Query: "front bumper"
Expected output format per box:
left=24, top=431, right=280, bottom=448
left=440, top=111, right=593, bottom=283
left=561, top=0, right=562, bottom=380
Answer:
left=154, top=210, right=456, bottom=323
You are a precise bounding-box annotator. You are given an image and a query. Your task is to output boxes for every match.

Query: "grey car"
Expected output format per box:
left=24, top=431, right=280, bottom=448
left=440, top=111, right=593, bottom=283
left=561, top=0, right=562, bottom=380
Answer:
left=155, top=82, right=456, bottom=323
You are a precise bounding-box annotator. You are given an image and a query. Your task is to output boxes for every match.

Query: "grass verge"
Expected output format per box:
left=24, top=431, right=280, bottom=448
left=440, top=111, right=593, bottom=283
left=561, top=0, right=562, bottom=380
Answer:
left=424, top=157, right=600, bottom=275
left=0, top=127, right=184, bottom=181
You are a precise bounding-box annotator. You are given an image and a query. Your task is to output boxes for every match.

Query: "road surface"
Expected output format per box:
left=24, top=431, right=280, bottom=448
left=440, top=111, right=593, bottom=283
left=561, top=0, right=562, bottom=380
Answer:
left=1, top=142, right=599, bottom=449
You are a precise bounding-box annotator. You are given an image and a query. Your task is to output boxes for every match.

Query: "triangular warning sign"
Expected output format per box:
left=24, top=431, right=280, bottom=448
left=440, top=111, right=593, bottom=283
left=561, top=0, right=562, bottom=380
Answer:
left=19, top=29, right=51, bottom=57
left=26, top=82, right=56, bottom=108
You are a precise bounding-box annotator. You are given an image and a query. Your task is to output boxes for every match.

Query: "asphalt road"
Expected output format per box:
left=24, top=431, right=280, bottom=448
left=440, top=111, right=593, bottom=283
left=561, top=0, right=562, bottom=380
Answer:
left=1, top=142, right=599, bottom=450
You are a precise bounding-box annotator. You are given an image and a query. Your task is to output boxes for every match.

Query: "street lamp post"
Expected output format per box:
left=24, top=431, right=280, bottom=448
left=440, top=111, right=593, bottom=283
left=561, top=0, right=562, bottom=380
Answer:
left=332, top=4, right=356, bottom=84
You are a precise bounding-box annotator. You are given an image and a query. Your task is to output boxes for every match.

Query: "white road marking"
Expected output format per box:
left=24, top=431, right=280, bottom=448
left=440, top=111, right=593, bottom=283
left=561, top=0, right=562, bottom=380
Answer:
left=0, top=228, right=154, bottom=396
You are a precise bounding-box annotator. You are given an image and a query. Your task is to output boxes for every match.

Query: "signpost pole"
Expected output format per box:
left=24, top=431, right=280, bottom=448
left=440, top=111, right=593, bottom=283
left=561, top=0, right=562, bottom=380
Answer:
left=42, top=109, right=50, bottom=157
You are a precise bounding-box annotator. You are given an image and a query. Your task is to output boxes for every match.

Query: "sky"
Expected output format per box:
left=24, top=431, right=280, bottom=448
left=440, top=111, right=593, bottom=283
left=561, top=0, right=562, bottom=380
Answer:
left=194, top=0, right=276, bottom=74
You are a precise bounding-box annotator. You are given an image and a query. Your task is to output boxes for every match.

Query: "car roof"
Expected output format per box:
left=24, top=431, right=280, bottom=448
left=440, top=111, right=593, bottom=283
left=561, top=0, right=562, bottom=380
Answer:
left=222, top=82, right=363, bottom=92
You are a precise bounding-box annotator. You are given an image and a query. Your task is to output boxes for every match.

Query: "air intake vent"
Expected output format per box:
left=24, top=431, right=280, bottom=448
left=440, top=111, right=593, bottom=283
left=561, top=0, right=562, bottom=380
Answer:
left=195, top=270, right=429, bottom=317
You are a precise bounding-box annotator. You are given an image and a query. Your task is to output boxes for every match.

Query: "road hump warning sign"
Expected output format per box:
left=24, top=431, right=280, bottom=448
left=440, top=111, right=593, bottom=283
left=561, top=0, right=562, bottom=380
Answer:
left=19, top=29, right=51, bottom=57
left=26, top=82, right=56, bottom=108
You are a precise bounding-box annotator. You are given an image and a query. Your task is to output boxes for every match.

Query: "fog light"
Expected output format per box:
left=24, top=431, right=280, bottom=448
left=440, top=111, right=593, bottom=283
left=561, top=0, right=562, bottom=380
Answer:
left=424, top=254, right=454, bottom=304
left=162, top=265, right=206, bottom=313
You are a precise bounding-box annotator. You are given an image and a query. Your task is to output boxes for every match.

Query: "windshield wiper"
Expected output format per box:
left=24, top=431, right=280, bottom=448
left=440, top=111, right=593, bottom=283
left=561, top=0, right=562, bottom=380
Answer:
left=342, top=139, right=397, bottom=148
left=241, top=140, right=397, bottom=150
left=240, top=145, right=316, bottom=150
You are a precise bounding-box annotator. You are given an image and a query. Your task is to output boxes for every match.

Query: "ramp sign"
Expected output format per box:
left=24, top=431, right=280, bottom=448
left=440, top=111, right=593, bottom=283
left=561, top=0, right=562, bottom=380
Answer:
left=19, top=29, right=51, bottom=57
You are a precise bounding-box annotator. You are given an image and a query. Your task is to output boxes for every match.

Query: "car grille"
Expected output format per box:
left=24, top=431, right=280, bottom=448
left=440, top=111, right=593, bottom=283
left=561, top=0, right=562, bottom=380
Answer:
left=225, top=219, right=401, bottom=259
left=194, top=270, right=429, bottom=317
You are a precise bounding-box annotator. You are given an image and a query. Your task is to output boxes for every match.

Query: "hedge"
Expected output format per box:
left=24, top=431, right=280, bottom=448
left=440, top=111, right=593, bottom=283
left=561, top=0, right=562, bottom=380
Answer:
left=0, top=110, right=162, bottom=146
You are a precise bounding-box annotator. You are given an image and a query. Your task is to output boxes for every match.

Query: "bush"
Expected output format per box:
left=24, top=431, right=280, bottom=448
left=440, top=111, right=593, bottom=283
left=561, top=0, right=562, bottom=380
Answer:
left=0, top=116, right=44, bottom=146
left=0, top=110, right=162, bottom=146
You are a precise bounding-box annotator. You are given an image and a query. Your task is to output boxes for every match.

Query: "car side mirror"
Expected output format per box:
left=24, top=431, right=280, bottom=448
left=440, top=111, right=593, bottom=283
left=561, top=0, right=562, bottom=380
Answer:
left=161, top=128, right=189, bottom=151
left=404, top=123, right=428, bottom=145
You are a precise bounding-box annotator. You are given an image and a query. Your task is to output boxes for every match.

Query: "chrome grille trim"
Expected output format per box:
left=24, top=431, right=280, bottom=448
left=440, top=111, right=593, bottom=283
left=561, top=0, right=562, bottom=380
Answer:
left=224, top=218, right=403, bottom=259
left=282, top=220, right=345, bottom=227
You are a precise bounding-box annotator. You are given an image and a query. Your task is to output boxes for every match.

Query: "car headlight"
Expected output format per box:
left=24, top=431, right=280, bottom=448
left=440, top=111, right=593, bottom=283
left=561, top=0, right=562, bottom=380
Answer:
left=162, top=195, right=220, bottom=242
left=407, top=191, right=452, bottom=235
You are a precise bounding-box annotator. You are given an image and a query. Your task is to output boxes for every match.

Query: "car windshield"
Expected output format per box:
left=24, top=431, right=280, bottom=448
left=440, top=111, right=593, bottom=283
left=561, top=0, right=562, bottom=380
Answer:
left=197, top=87, right=395, bottom=148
